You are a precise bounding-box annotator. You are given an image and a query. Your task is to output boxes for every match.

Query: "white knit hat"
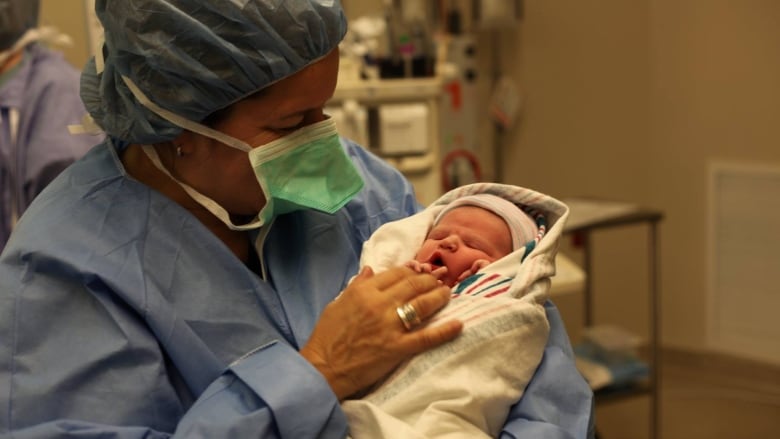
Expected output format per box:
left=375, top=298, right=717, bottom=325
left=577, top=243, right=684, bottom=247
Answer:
left=433, top=194, right=539, bottom=251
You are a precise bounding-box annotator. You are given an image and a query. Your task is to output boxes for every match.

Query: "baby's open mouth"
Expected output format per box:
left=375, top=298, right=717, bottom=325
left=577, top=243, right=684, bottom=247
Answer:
left=427, top=252, right=444, bottom=269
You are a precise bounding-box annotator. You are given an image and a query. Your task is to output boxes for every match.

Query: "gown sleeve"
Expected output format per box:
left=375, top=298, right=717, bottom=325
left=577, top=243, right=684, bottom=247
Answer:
left=172, top=342, right=347, bottom=438
left=9, top=351, right=346, bottom=439
left=1, top=269, right=348, bottom=439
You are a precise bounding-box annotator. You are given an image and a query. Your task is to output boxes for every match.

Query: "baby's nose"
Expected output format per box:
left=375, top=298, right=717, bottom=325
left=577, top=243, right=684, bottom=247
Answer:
left=439, top=236, right=459, bottom=250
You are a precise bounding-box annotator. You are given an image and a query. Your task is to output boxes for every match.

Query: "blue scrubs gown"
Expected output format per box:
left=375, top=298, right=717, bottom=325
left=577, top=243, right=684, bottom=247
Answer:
left=0, top=138, right=592, bottom=438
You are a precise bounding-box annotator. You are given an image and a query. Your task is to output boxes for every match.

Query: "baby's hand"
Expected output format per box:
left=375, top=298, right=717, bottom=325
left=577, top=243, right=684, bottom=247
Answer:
left=455, top=259, right=491, bottom=283
left=404, top=260, right=448, bottom=282
left=404, top=260, right=424, bottom=272
left=471, top=259, right=491, bottom=272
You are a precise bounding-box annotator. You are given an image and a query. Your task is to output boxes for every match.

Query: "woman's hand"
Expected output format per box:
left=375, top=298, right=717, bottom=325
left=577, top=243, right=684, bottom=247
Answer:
left=300, top=266, right=463, bottom=400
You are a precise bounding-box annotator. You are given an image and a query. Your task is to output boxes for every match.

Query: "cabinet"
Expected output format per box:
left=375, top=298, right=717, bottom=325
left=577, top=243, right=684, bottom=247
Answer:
left=561, top=198, right=663, bottom=439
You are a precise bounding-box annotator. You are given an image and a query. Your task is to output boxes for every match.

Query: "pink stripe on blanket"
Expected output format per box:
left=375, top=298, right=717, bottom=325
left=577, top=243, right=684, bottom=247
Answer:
left=483, top=285, right=511, bottom=298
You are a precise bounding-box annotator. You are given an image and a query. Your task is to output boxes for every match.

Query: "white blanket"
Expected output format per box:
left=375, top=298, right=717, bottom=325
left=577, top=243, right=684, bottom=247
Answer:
left=343, top=183, right=570, bottom=438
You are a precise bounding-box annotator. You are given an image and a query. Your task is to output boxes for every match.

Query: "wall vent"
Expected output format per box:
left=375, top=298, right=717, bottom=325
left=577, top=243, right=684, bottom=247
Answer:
left=708, top=162, right=780, bottom=365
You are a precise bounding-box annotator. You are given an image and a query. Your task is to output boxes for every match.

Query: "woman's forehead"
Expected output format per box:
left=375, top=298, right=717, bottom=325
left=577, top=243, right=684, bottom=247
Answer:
left=260, top=50, right=340, bottom=117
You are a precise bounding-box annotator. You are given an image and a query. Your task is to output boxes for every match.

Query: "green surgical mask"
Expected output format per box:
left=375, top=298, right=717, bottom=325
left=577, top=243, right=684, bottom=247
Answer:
left=127, top=77, right=364, bottom=231
left=249, top=118, right=364, bottom=225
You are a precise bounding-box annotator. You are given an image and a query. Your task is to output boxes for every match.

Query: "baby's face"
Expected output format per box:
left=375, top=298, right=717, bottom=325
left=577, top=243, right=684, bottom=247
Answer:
left=415, top=206, right=513, bottom=286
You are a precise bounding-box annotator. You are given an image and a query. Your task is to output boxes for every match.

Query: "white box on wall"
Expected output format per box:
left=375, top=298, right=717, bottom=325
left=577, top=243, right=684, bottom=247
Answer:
left=379, top=103, right=429, bottom=155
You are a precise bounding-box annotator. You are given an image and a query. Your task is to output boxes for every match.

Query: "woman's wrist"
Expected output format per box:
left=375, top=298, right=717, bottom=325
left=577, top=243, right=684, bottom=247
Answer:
left=300, top=344, right=352, bottom=401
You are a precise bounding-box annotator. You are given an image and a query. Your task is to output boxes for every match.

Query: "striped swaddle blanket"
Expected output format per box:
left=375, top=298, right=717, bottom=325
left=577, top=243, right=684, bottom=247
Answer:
left=343, top=183, right=570, bottom=439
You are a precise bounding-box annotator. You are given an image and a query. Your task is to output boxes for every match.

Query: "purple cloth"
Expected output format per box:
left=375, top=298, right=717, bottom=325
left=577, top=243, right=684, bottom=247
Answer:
left=0, top=44, right=102, bottom=249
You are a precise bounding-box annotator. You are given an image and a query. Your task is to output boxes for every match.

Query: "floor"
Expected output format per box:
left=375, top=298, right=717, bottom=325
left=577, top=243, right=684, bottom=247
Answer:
left=593, top=348, right=780, bottom=439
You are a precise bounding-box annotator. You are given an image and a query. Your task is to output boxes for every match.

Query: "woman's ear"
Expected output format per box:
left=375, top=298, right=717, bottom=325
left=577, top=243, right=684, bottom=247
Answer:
left=173, top=130, right=198, bottom=156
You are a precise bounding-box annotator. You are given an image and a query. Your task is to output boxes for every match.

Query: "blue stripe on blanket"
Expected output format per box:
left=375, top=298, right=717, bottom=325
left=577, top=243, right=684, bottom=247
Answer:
left=453, top=273, right=484, bottom=295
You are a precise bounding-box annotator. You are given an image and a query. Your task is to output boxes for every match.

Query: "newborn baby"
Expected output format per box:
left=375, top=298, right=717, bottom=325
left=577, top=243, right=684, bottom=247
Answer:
left=406, top=193, right=539, bottom=287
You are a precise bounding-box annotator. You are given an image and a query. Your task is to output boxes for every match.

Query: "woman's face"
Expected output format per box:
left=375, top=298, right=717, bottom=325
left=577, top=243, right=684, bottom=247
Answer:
left=415, top=206, right=513, bottom=286
left=173, top=48, right=341, bottom=218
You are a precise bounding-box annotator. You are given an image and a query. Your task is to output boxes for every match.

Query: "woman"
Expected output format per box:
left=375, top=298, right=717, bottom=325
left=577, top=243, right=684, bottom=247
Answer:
left=0, top=1, right=593, bottom=437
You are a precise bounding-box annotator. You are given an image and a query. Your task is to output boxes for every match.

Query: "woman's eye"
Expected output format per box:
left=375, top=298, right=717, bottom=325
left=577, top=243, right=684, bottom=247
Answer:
left=272, top=117, right=307, bottom=133
left=274, top=124, right=301, bottom=134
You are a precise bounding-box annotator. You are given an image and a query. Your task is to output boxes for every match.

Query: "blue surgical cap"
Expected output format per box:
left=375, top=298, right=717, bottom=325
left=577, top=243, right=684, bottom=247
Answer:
left=81, top=0, right=347, bottom=144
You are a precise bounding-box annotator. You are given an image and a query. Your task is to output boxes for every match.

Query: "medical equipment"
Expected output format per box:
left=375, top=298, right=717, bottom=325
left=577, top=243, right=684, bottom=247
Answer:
left=329, top=77, right=445, bottom=205
left=334, top=1, right=526, bottom=203
left=375, top=0, right=437, bottom=79
left=440, top=149, right=482, bottom=191
left=378, top=103, right=429, bottom=155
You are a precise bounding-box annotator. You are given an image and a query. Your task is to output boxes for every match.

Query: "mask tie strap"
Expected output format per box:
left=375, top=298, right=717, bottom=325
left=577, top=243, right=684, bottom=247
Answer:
left=121, top=75, right=253, bottom=153
left=140, top=145, right=264, bottom=231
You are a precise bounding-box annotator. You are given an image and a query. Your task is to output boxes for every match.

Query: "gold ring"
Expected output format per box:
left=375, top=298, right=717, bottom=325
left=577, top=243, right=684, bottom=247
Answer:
left=396, top=302, right=422, bottom=331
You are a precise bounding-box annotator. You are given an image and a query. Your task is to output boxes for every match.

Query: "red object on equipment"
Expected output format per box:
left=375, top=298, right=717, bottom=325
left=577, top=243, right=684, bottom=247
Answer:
left=441, top=149, right=482, bottom=191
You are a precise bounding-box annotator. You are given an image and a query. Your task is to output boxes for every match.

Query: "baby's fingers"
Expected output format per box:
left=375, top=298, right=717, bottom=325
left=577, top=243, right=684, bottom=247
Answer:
left=431, top=266, right=448, bottom=279
left=472, top=259, right=490, bottom=272
left=456, top=269, right=474, bottom=283
left=405, top=260, right=422, bottom=272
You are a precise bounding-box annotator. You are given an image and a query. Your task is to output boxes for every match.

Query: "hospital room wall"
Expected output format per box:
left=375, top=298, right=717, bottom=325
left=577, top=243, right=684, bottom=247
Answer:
left=500, top=0, right=780, bottom=356
left=39, top=1, right=780, bottom=358
left=39, top=0, right=91, bottom=71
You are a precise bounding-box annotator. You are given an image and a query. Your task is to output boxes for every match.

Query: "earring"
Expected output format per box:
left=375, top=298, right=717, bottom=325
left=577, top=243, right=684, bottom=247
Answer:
left=175, top=144, right=183, bottom=157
